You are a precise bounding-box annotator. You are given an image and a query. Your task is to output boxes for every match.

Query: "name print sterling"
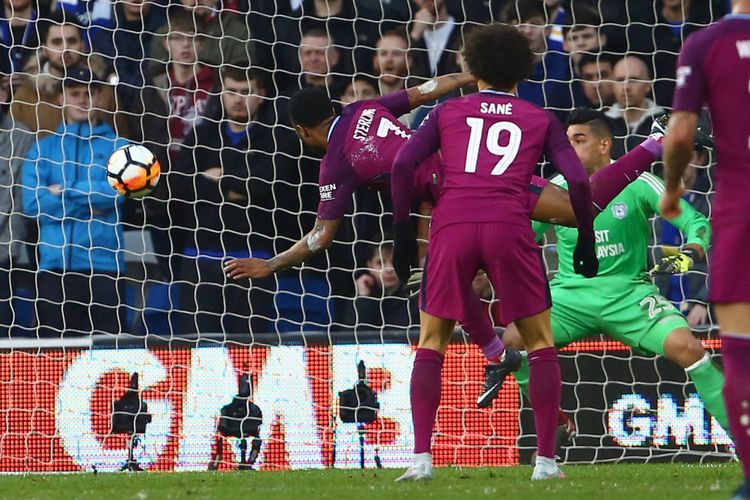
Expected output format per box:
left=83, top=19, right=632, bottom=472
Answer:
left=352, top=108, right=376, bottom=141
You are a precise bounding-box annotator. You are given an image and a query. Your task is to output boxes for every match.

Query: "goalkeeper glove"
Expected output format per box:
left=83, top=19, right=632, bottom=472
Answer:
left=573, top=236, right=599, bottom=278
left=650, top=113, right=669, bottom=139
left=650, top=114, right=714, bottom=152
left=393, top=221, right=418, bottom=285
left=650, top=246, right=700, bottom=275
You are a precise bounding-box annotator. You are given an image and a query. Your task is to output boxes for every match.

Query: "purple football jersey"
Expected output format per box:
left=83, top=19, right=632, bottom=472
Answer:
left=672, top=15, right=750, bottom=225
left=391, top=89, right=594, bottom=241
left=316, top=90, right=413, bottom=220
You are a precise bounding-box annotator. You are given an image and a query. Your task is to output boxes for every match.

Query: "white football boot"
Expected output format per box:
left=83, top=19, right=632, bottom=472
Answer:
left=531, top=455, right=566, bottom=480
left=395, top=452, right=433, bottom=482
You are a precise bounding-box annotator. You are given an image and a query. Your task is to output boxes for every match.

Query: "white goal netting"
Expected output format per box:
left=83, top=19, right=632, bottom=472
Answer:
left=0, top=0, right=730, bottom=472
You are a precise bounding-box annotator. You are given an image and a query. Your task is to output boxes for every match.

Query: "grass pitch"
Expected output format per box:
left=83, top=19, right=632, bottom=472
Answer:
left=0, top=463, right=740, bottom=500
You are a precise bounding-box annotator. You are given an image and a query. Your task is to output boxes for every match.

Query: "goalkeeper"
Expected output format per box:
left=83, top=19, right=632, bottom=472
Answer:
left=501, top=108, right=728, bottom=434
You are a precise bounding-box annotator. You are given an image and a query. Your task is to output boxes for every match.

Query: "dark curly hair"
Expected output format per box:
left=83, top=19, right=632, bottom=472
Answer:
left=288, top=86, right=336, bottom=128
left=462, top=24, right=534, bottom=91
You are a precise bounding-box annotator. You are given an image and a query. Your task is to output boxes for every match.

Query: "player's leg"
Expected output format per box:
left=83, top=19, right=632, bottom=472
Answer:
left=528, top=139, right=662, bottom=227
left=481, top=222, right=563, bottom=479
left=716, top=304, right=750, bottom=460
left=660, top=327, right=728, bottom=431
left=397, top=224, right=478, bottom=482
left=708, top=220, right=750, bottom=496
left=397, top=313, right=455, bottom=482
left=513, top=310, right=566, bottom=480
left=396, top=310, right=455, bottom=482
left=605, top=284, right=728, bottom=429
left=461, top=288, right=523, bottom=408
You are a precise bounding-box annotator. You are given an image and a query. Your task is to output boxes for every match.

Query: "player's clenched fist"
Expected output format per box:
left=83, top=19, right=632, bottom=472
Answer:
left=573, top=237, right=599, bottom=278
left=224, top=258, right=272, bottom=280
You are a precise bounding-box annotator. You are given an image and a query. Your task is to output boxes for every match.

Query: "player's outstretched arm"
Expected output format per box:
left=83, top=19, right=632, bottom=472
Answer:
left=225, top=218, right=341, bottom=280
left=662, top=111, right=699, bottom=219
left=405, top=73, right=475, bottom=111
left=391, top=110, right=442, bottom=282
left=543, top=113, right=598, bottom=277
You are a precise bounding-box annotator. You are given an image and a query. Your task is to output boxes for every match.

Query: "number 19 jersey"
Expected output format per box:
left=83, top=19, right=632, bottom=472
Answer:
left=423, top=89, right=567, bottom=233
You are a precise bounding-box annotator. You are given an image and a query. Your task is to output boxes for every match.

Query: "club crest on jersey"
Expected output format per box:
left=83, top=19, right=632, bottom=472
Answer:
left=612, top=203, right=628, bottom=219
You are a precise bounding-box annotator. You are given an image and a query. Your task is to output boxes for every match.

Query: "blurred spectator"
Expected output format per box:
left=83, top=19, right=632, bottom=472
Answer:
left=659, top=0, right=723, bottom=38
left=562, top=5, right=606, bottom=68
left=89, top=0, right=167, bottom=107
left=152, top=10, right=215, bottom=161
left=294, top=0, right=378, bottom=77
left=21, top=66, right=127, bottom=337
left=340, top=75, right=378, bottom=106
left=409, top=0, right=461, bottom=78
left=0, top=76, right=34, bottom=337
left=606, top=56, right=665, bottom=157
left=148, top=0, right=253, bottom=77
left=12, top=12, right=108, bottom=134
left=543, top=0, right=566, bottom=53
left=655, top=149, right=713, bottom=330
left=502, top=0, right=586, bottom=117
left=172, top=67, right=293, bottom=335
left=603, top=0, right=724, bottom=107
left=340, top=238, right=418, bottom=329
left=372, top=30, right=409, bottom=96
left=55, top=0, right=112, bottom=28
left=0, top=0, right=40, bottom=75
left=293, top=27, right=343, bottom=98
left=577, top=53, right=616, bottom=111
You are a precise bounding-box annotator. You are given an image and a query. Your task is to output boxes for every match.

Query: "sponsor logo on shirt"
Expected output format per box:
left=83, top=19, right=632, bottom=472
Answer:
left=595, top=229, right=625, bottom=258
left=319, top=183, right=337, bottom=200
left=612, top=202, right=628, bottom=219
left=676, top=66, right=692, bottom=88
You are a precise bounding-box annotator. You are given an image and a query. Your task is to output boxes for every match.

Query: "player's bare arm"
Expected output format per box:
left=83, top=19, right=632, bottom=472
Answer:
left=405, top=73, right=475, bottom=110
left=662, top=112, right=698, bottom=219
left=225, top=218, right=341, bottom=279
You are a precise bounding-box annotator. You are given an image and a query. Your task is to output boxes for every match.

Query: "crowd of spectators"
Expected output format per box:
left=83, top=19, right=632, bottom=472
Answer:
left=0, top=0, right=728, bottom=338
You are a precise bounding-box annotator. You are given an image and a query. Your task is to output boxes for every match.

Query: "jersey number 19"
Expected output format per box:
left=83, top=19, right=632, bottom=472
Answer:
left=464, top=117, right=522, bottom=176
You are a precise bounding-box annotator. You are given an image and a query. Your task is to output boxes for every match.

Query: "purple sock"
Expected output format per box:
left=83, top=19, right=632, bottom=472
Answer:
left=721, top=335, right=750, bottom=478
left=411, top=348, right=444, bottom=454
left=528, top=347, right=561, bottom=459
left=590, top=141, right=660, bottom=213
left=461, top=290, right=505, bottom=362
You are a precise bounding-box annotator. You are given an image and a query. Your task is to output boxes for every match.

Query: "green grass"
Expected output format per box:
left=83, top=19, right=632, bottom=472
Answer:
left=0, top=464, right=741, bottom=500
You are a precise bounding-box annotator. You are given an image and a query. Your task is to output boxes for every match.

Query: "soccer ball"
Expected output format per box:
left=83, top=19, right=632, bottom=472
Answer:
left=106, top=144, right=161, bottom=199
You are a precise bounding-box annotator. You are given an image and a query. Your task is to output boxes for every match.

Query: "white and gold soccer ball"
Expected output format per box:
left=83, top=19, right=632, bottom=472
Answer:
left=106, top=144, right=161, bottom=199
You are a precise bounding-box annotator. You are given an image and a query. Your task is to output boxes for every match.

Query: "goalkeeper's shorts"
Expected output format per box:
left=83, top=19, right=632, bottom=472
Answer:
left=709, top=219, right=750, bottom=303
left=549, top=280, right=688, bottom=357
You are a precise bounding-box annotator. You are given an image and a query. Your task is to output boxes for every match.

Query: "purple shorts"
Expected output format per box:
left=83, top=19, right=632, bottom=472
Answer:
left=710, top=220, right=750, bottom=303
left=420, top=222, right=551, bottom=324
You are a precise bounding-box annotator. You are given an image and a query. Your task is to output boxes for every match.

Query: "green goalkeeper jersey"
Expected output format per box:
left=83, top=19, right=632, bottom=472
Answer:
left=534, top=172, right=711, bottom=285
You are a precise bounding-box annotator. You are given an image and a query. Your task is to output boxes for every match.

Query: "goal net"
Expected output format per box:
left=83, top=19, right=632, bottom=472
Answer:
left=0, top=0, right=731, bottom=472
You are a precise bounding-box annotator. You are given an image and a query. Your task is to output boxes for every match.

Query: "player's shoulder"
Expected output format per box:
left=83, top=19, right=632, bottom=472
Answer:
left=683, top=16, right=748, bottom=54
left=634, top=172, right=665, bottom=194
